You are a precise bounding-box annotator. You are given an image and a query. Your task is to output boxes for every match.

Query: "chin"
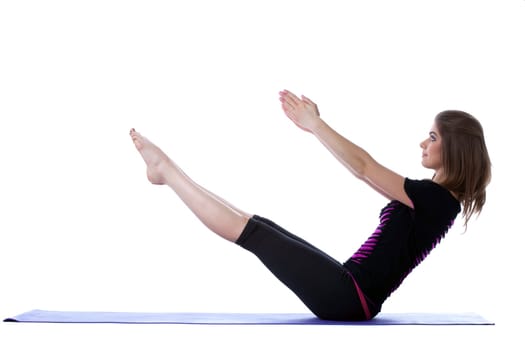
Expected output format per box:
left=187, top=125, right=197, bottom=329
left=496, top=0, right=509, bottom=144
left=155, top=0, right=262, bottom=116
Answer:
left=421, top=162, right=435, bottom=171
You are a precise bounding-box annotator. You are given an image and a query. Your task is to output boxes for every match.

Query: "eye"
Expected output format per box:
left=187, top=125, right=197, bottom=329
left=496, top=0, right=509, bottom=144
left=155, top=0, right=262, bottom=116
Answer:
left=430, top=135, right=436, bottom=142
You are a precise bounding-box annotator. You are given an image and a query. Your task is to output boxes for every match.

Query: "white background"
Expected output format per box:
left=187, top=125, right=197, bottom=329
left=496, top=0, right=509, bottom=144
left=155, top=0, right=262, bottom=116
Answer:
left=1, top=0, right=523, bottom=348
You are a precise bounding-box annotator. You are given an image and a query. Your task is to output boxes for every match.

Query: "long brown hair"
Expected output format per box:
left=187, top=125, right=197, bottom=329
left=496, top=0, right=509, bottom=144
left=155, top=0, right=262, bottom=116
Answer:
left=434, top=110, right=491, bottom=229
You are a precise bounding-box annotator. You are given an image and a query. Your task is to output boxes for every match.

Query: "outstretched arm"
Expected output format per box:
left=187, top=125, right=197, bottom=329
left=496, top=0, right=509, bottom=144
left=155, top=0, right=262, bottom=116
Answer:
left=279, top=90, right=413, bottom=208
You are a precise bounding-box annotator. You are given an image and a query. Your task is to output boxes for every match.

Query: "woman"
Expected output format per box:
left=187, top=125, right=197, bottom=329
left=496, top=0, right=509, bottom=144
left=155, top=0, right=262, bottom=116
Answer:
left=129, top=89, right=491, bottom=321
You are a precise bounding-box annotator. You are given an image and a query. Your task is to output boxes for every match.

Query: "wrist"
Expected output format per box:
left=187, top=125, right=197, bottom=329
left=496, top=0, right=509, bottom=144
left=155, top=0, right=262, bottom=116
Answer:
left=310, top=117, right=326, bottom=135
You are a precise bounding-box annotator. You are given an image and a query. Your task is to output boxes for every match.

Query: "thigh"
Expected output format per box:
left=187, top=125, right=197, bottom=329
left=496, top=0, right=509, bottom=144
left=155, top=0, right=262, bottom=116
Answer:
left=251, top=215, right=334, bottom=256
left=237, top=215, right=365, bottom=320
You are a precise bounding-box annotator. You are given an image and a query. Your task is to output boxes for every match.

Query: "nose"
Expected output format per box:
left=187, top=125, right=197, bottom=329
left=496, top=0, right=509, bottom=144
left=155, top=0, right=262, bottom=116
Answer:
left=420, top=139, right=427, bottom=149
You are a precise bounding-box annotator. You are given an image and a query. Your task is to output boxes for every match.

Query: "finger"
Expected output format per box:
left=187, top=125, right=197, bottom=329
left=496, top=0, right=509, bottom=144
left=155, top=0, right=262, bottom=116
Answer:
left=279, top=97, right=295, bottom=112
left=301, top=95, right=314, bottom=105
left=301, top=95, right=320, bottom=115
left=280, top=90, right=301, bottom=106
left=280, top=103, right=294, bottom=119
left=281, top=96, right=300, bottom=113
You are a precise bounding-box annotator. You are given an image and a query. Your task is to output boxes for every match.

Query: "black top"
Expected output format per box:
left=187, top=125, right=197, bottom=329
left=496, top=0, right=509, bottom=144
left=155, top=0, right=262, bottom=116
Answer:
left=344, top=178, right=461, bottom=308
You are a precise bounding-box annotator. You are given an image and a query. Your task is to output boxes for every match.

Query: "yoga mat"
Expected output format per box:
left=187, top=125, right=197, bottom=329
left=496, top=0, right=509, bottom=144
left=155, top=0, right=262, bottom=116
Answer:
left=4, top=309, right=494, bottom=325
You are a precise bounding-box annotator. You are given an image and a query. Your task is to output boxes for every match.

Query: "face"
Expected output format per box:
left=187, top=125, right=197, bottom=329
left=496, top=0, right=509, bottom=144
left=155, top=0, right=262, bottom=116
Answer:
left=420, top=122, right=443, bottom=172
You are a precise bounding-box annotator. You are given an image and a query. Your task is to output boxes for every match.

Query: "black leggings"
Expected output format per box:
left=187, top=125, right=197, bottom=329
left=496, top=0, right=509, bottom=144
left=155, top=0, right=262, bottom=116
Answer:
left=236, top=215, right=379, bottom=321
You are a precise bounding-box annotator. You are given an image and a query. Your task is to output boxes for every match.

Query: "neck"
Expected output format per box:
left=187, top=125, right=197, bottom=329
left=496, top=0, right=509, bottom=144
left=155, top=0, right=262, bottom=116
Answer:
left=432, top=168, right=446, bottom=183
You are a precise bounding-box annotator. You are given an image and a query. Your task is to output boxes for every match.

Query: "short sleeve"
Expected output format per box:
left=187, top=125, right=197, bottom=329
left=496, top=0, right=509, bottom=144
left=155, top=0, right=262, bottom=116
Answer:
left=404, top=178, right=460, bottom=216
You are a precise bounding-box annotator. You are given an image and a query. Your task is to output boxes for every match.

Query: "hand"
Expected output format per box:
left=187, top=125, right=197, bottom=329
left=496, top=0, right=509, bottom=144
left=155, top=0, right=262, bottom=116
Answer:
left=279, top=90, right=321, bottom=133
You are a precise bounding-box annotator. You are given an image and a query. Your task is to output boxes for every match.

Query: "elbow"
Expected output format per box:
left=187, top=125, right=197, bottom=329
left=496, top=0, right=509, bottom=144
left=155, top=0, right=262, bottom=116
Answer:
left=352, top=159, right=368, bottom=180
left=353, top=154, right=374, bottom=180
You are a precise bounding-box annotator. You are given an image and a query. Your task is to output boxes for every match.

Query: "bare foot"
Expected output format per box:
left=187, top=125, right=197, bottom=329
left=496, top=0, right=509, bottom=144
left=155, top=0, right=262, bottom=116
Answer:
left=129, top=128, right=173, bottom=185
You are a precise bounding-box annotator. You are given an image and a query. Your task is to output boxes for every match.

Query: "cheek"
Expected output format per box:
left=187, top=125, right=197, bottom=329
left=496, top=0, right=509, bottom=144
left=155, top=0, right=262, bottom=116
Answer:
left=431, top=145, right=442, bottom=162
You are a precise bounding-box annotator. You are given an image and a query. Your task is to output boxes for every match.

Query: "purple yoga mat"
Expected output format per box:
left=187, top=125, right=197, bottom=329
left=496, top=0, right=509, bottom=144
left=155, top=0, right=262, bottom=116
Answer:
left=3, top=309, right=494, bottom=325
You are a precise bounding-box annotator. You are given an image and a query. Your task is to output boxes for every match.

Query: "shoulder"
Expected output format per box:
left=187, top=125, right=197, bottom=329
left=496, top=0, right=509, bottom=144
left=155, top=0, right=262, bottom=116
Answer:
left=404, top=178, right=460, bottom=213
left=404, top=178, right=436, bottom=192
left=404, top=178, right=449, bottom=198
